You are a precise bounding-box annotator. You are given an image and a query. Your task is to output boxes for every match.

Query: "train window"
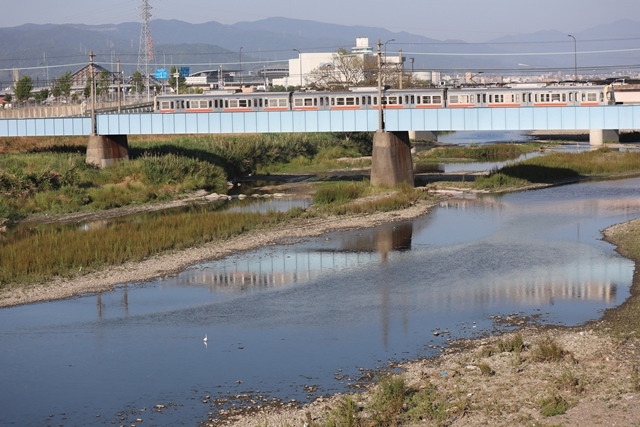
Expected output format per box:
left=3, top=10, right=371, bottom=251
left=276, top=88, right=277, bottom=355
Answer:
left=320, top=97, right=324, bottom=106
left=581, top=93, right=586, bottom=101
left=562, top=94, right=566, bottom=102
left=367, top=96, right=372, bottom=105
left=496, top=94, right=504, bottom=103
left=587, top=93, right=597, bottom=102
left=551, top=94, right=560, bottom=102
left=569, top=93, right=573, bottom=102
left=259, top=99, right=263, bottom=107
left=229, top=100, right=238, bottom=108
left=314, top=98, right=318, bottom=106
left=482, top=94, right=486, bottom=103
left=331, top=98, right=336, bottom=106
left=433, top=95, right=441, bottom=104
left=160, top=101, right=171, bottom=110
left=336, top=98, right=345, bottom=106
left=209, top=100, right=213, bottom=108
left=346, top=97, right=355, bottom=106
left=410, top=95, right=415, bottom=104
left=449, top=95, right=458, bottom=103
left=600, top=92, right=604, bottom=102
left=373, top=96, right=378, bottom=105
left=489, top=95, right=493, bottom=103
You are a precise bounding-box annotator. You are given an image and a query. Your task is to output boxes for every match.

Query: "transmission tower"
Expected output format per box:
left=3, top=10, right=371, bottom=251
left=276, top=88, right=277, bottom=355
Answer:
left=137, top=0, right=154, bottom=98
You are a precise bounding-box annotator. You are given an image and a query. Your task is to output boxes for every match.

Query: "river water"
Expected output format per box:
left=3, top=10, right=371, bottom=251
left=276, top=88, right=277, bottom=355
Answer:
left=2, top=160, right=640, bottom=426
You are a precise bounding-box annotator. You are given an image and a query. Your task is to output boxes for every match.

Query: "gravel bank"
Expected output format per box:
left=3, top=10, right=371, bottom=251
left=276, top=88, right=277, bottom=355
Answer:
left=0, top=198, right=438, bottom=308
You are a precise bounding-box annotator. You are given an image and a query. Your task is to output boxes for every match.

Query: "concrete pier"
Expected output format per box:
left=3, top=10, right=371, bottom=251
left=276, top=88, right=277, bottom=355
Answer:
left=589, top=130, right=619, bottom=146
left=86, top=134, right=129, bottom=168
left=370, top=131, right=414, bottom=187
left=409, top=130, right=437, bottom=142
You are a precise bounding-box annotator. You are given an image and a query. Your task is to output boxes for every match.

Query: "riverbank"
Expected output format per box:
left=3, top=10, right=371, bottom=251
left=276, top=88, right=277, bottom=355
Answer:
left=204, top=217, right=640, bottom=427
left=0, top=195, right=439, bottom=308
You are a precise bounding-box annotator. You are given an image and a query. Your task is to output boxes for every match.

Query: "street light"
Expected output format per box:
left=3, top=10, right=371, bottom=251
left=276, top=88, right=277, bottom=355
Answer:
left=382, top=39, right=395, bottom=87
left=293, top=48, right=302, bottom=87
left=383, top=39, right=395, bottom=64
left=568, top=34, right=577, bottom=82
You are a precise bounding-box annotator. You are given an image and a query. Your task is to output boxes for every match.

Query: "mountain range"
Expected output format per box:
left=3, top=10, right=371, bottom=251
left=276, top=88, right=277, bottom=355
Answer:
left=1, top=17, right=639, bottom=87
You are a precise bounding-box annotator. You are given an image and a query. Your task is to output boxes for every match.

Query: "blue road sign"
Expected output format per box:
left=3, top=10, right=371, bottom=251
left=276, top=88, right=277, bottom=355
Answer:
left=155, top=68, right=168, bottom=80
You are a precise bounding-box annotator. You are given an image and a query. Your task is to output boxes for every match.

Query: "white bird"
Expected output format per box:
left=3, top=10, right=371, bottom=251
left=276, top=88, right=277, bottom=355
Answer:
left=203, top=334, right=208, bottom=343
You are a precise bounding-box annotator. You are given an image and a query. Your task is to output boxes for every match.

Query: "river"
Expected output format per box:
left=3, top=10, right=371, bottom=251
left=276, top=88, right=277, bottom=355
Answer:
left=2, top=161, right=640, bottom=426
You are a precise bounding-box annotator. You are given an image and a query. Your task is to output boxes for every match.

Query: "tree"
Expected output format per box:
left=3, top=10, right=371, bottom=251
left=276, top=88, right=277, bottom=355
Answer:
left=14, top=75, right=33, bottom=103
left=306, top=49, right=378, bottom=90
left=57, top=71, right=72, bottom=99
left=131, top=71, right=145, bottom=94
left=3, top=93, right=12, bottom=104
left=97, top=69, right=111, bottom=100
left=167, top=67, right=186, bottom=93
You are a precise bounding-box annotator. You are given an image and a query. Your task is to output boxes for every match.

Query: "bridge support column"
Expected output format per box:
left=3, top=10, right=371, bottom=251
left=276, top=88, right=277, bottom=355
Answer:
left=86, top=134, right=129, bottom=168
left=408, top=130, right=437, bottom=142
left=371, top=131, right=414, bottom=187
left=589, top=129, right=619, bottom=146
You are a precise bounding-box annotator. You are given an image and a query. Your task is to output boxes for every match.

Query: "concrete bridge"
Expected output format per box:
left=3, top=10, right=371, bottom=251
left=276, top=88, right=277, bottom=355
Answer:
left=1, top=105, right=638, bottom=186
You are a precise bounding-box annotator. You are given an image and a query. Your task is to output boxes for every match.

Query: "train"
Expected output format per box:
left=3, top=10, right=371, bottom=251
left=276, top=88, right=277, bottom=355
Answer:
left=154, top=83, right=616, bottom=114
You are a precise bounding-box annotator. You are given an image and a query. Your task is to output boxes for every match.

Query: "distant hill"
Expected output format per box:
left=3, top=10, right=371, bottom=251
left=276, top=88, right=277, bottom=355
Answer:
left=1, top=17, right=638, bottom=88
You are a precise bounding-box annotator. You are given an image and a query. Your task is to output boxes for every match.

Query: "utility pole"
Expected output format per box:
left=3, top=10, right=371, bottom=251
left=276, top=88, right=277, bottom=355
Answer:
left=117, top=60, right=121, bottom=113
left=377, top=39, right=383, bottom=131
left=89, top=51, right=96, bottom=135
left=399, top=49, right=403, bottom=89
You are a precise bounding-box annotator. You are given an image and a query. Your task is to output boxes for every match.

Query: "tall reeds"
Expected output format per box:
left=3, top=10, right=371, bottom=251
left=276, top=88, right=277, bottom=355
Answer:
left=0, top=207, right=305, bottom=287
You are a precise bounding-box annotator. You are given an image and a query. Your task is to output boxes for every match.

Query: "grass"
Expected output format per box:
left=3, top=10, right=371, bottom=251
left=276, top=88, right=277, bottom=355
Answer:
left=472, top=147, right=640, bottom=191
left=531, top=336, right=568, bottom=362
left=416, top=143, right=538, bottom=164
left=539, top=394, right=570, bottom=417
left=0, top=206, right=305, bottom=288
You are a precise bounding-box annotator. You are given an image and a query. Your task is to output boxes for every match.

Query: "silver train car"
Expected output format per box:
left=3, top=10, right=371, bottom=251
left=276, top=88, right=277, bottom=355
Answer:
left=154, top=84, right=615, bottom=113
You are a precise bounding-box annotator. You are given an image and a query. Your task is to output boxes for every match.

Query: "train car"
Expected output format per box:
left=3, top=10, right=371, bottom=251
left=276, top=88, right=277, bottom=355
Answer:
left=155, top=91, right=291, bottom=113
left=154, top=84, right=614, bottom=114
left=446, top=84, right=614, bottom=108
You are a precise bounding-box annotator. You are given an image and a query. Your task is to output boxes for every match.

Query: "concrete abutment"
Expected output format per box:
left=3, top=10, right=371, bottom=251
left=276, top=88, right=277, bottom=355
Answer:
left=370, top=131, right=415, bottom=187
left=86, top=134, right=129, bottom=168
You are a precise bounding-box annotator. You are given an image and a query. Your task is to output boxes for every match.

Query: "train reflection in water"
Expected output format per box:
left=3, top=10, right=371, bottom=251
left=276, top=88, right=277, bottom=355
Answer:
left=177, top=218, right=621, bottom=306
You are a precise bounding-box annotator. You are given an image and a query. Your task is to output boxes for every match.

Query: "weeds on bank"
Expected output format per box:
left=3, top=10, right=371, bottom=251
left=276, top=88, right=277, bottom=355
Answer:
left=473, top=147, right=640, bottom=190
left=416, top=143, right=537, bottom=163
left=539, top=394, right=570, bottom=417
left=531, top=336, right=569, bottom=362
left=313, top=182, right=426, bottom=215
left=0, top=207, right=305, bottom=287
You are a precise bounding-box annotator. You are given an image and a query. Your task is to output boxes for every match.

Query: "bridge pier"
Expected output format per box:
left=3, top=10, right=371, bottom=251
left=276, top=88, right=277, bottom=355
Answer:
left=409, top=130, right=437, bottom=142
left=589, top=129, right=619, bottom=146
left=86, top=134, right=129, bottom=168
left=370, top=131, right=414, bottom=187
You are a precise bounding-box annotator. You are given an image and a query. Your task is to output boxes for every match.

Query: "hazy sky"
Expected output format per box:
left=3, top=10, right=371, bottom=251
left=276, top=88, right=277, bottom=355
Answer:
left=3, top=0, right=640, bottom=42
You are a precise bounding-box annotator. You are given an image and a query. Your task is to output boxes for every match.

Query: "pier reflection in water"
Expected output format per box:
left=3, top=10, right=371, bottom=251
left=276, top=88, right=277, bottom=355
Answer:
left=1, top=177, right=639, bottom=427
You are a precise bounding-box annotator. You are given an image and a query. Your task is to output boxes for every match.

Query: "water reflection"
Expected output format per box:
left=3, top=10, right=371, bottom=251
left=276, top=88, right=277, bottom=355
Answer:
left=180, top=222, right=413, bottom=291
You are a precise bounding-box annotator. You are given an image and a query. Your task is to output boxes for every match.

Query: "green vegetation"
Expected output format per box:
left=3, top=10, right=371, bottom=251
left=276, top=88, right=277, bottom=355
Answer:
left=0, top=151, right=226, bottom=220
left=539, top=394, right=570, bottom=417
left=416, top=143, right=538, bottom=164
left=474, top=147, right=640, bottom=190
left=312, top=182, right=425, bottom=215
left=531, top=336, right=568, bottom=362
left=0, top=206, right=305, bottom=288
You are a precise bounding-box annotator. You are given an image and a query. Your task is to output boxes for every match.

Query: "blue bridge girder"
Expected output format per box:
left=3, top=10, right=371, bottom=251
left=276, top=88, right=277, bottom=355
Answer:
left=1, top=105, right=640, bottom=137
